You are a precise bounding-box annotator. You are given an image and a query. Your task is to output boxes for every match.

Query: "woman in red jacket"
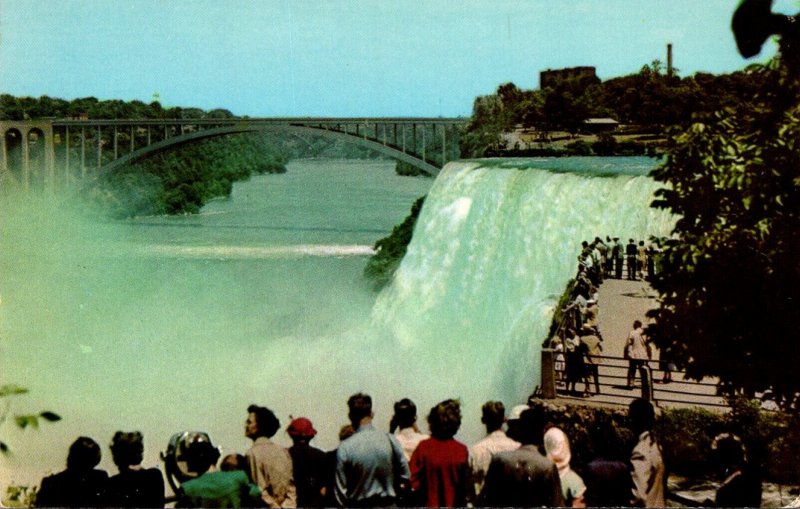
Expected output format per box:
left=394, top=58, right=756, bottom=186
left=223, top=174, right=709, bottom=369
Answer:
left=409, top=399, right=469, bottom=507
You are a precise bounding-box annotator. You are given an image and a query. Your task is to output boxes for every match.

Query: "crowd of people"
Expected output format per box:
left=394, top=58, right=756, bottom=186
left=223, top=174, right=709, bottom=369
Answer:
left=31, top=394, right=761, bottom=508
left=551, top=236, right=667, bottom=397
left=577, top=236, right=661, bottom=285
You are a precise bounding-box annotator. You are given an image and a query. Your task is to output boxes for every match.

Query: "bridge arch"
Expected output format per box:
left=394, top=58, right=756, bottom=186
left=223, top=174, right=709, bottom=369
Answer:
left=98, top=124, right=442, bottom=177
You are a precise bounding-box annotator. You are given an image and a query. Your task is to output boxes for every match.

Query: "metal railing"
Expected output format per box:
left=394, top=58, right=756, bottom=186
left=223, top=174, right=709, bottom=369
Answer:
left=541, top=350, right=730, bottom=409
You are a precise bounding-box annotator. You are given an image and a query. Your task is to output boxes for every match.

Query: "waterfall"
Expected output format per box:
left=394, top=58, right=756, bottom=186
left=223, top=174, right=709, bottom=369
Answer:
left=372, top=159, right=675, bottom=405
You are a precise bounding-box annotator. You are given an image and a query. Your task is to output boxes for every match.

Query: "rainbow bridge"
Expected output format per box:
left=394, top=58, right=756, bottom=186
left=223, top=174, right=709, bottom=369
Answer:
left=0, top=117, right=467, bottom=188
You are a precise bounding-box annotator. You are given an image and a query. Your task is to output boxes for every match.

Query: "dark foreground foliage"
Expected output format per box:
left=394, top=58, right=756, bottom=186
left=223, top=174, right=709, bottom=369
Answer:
left=646, top=56, right=800, bottom=410
left=534, top=397, right=800, bottom=485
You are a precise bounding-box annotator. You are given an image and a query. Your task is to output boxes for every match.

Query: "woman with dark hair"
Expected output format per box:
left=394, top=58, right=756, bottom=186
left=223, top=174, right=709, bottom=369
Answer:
left=711, top=433, right=762, bottom=507
left=244, top=404, right=296, bottom=507
left=583, top=413, right=631, bottom=507
left=36, top=436, right=109, bottom=507
left=391, top=397, right=429, bottom=462
left=409, top=399, right=469, bottom=507
left=106, top=431, right=165, bottom=507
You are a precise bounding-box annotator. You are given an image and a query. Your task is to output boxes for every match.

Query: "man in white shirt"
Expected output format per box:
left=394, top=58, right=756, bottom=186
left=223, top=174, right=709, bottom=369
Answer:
left=468, top=401, right=521, bottom=502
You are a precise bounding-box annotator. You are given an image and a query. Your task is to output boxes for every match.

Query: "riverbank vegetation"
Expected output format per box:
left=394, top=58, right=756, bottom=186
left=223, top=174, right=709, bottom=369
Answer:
left=363, top=196, right=426, bottom=290
left=85, top=133, right=289, bottom=217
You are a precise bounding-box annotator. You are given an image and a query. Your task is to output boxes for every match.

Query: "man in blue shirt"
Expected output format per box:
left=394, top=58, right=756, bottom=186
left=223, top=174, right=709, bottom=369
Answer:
left=335, top=393, right=410, bottom=507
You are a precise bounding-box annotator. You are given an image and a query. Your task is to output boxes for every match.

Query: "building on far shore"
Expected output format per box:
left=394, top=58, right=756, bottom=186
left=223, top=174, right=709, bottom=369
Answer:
left=540, top=66, right=598, bottom=89
left=582, top=118, right=620, bottom=133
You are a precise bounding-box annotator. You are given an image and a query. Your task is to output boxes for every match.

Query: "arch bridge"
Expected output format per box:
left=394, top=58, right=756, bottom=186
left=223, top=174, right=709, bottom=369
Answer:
left=0, top=117, right=466, bottom=189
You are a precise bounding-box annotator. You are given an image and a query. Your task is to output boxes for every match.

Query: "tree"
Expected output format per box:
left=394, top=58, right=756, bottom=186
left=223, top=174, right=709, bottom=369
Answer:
left=646, top=51, right=800, bottom=409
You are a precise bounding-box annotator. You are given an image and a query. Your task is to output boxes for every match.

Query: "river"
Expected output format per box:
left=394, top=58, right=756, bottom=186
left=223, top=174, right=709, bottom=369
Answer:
left=0, top=157, right=673, bottom=493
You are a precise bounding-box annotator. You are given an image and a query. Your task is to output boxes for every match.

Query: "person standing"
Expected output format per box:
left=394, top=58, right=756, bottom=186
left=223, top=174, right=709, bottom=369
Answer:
left=604, top=236, right=615, bottom=275
left=584, top=414, right=631, bottom=507
left=178, top=440, right=262, bottom=508
left=468, top=401, right=520, bottom=502
left=390, top=398, right=429, bottom=462
left=478, top=406, right=564, bottom=507
left=565, top=329, right=585, bottom=396
left=36, top=436, right=109, bottom=507
left=409, top=399, right=469, bottom=507
left=626, top=320, right=650, bottom=388
left=711, top=433, right=761, bottom=507
left=580, top=325, right=602, bottom=395
left=628, top=399, right=665, bottom=507
left=637, top=240, right=648, bottom=280
left=286, top=417, right=327, bottom=508
left=543, top=427, right=586, bottom=507
left=335, top=393, right=410, bottom=507
left=626, top=239, right=638, bottom=280
left=613, top=237, right=624, bottom=279
left=106, top=431, right=165, bottom=507
left=594, top=237, right=608, bottom=278
left=245, top=404, right=297, bottom=508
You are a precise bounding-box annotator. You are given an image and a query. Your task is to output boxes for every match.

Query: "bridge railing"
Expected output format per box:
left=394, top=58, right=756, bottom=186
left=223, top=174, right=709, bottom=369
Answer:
left=49, top=117, right=465, bottom=175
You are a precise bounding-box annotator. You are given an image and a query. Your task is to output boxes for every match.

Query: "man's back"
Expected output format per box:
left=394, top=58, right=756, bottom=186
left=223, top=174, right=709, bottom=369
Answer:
left=630, top=431, right=665, bottom=507
left=478, top=445, right=564, bottom=507
left=335, top=424, right=409, bottom=506
left=581, top=334, right=602, bottom=362
left=469, top=430, right=520, bottom=499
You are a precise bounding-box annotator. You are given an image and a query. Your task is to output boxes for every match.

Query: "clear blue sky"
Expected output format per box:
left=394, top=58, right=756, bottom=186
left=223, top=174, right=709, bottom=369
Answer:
left=0, top=0, right=795, bottom=117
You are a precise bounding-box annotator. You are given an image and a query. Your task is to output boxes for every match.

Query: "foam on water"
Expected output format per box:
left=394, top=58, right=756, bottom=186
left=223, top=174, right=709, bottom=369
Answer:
left=138, top=244, right=376, bottom=259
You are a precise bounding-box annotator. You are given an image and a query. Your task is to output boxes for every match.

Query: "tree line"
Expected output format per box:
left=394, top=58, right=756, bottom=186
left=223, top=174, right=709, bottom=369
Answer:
left=460, top=61, right=765, bottom=157
left=0, top=94, right=235, bottom=121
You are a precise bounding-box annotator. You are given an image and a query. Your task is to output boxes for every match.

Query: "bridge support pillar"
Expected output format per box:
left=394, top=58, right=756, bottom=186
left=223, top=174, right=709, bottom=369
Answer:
left=43, top=125, right=56, bottom=190
left=21, top=128, right=30, bottom=189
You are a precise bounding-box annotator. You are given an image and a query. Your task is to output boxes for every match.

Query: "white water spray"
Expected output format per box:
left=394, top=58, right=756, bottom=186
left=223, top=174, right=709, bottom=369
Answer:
left=373, top=160, right=674, bottom=403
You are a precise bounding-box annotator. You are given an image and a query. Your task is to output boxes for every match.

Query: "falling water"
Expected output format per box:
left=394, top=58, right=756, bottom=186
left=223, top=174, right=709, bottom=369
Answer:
left=373, top=159, right=675, bottom=406
left=0, top=158, right=673, bottom=494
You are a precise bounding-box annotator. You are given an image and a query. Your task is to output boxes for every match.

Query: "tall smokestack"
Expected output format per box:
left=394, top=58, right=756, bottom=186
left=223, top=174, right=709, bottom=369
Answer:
left=667, top=43, right=673, bottom=76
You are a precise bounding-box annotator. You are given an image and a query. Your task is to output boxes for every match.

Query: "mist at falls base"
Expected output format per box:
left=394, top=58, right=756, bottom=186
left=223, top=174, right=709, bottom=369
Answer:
left=0, top=158, right=673, bottom=490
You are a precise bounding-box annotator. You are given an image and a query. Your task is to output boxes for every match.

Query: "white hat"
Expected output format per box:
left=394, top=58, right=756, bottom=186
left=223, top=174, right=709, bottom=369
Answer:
left=508, top=404, right=530, bottom=421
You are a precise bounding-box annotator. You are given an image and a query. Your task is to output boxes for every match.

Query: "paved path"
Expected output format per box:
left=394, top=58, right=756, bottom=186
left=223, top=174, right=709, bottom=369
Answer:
left=596, top=278, right=659, bottom=359
left=550, top=277, right=726, bottom=409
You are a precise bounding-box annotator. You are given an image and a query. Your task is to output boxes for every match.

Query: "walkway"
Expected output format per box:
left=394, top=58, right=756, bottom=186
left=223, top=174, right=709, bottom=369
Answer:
left=550, top=277, right=726, bottom=410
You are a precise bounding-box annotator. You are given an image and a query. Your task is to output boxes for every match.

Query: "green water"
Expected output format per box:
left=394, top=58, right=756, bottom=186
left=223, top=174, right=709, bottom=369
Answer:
left=0, top=156, right=672, bottom=492
left=0, top=159, right=430, bottom=489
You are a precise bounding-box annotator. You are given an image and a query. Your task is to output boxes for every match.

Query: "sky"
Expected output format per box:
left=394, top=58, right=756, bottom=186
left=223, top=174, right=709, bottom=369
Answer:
left=0, top=0, right=796, bottom=117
